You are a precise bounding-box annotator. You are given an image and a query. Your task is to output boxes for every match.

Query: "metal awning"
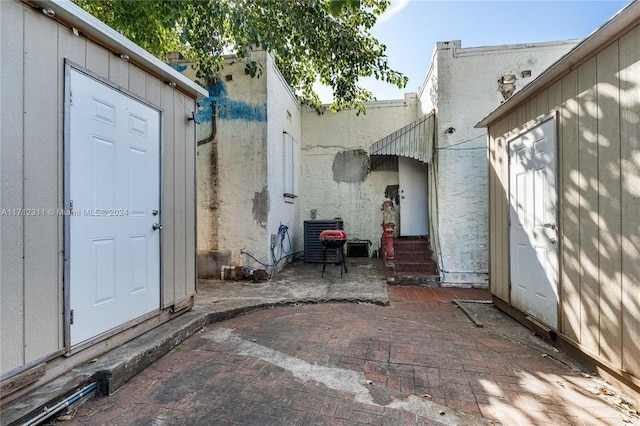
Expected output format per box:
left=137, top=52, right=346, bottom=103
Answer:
left=368, top=112, right=435, bottom=164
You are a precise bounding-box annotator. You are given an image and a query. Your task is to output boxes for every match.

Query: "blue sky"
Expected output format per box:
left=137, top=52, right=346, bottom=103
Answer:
left=318, top=0, right=632, bottom=102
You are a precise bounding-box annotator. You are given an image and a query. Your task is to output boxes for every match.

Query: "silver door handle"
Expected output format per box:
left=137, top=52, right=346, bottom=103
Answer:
left=549, top=237, right=557, bottom=244
left=152, top=223, right=163, bottom=231
left=543, top=223, right=557, bottom=230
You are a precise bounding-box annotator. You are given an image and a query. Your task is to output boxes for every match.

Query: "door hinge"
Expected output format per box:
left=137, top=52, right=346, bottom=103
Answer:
left=70, top=90, right=73, bottom=106
left=70, top=309, right=74, bottom=325
left=69, top=200, right=73, bottom=214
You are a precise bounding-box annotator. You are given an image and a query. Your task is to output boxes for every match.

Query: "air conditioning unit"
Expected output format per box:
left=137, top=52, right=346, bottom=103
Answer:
left=304, top=220, right=343, bottom=263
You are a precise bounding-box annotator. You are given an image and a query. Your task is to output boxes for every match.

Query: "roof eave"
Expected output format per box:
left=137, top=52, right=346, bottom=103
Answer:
left=27, top=0, right=209, bottom=99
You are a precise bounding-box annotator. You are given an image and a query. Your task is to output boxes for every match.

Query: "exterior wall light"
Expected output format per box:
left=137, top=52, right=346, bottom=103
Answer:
left=188, top=111, right=201, bottom=124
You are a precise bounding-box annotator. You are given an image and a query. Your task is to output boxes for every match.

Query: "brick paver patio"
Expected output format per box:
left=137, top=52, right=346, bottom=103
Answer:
left=61, top=288, right=638, bottom=425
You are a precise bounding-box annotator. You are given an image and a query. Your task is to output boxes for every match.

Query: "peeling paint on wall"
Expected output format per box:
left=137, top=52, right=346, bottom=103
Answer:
left=332, top=149, right=369, bottom=183
left=253, top=186, right=269, bottom=228
left=208, top=143, right=219, bottom=247
left=196, top=77, right=267, bottom=124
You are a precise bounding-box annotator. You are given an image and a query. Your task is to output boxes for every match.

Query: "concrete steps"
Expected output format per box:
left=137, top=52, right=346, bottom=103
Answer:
left=388, top=237, right=440, bottom=286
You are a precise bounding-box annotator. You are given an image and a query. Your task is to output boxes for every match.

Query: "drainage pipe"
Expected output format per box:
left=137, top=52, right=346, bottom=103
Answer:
left=22, top=382, right=97, bottom=426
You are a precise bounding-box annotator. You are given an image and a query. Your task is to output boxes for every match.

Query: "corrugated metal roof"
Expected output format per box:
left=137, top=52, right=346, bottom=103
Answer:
left=368, top=113, right=435, bottom=164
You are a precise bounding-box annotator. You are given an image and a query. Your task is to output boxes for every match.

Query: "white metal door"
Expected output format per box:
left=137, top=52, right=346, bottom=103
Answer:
left=398, top=157, right=429, bottom=236
left=68, top=68, right=161, bottom=346
left=509, top=117, right=558, bottom=328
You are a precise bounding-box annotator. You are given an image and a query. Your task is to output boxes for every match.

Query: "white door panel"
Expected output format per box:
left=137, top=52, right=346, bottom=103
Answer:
left=68, top=69, right=161, bottom=346
left=398, top=157, right=429, bottom=236
left=509, top=117, right=558, bottom=328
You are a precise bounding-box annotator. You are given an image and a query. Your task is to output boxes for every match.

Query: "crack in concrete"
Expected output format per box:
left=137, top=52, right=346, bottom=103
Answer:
left=206, top=327, right=496, bottom=425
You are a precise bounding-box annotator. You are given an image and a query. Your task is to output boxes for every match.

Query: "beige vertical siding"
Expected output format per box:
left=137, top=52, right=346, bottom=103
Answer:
left=597, top=42, right=623, bottom=367
left=1, top=0, right=26, bottom=372
left=488, top=116, right=511, bottom=301
left=23, top=3, right=61, bottom=363
left=577, top=57, right=600, bottom=352
left=184, top=97, right=197, bottom=299
left=170, top=93, right=187, bottom=300
left=0, top=1, right=197, bottom=376
left=161, top=84, right=177, bottom=307
left=560, top=69, right=580, bottom=343
left=487, top=27, right=640, bottom=383
left=619, top=25, right=640, bottom=379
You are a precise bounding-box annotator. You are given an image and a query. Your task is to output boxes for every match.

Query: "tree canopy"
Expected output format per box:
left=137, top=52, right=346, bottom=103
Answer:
left=72, top=0, right=407, bottom=113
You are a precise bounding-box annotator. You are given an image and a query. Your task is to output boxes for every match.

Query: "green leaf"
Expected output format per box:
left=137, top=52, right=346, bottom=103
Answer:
left=72, top=0, right=406, bottom=113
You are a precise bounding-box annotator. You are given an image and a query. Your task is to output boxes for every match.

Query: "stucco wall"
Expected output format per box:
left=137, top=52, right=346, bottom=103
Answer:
left=299, top=96, right=419, bottom=255
left=188, top=51, right=302, bottom=275
left=265, top=54, right=302, bottom=271
left=208, top=53, right=269, bottom=268
left=419, top=40, right=578, bottom=285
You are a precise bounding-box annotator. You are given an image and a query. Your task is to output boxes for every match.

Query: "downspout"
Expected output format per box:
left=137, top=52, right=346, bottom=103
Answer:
left=429, top=114, right=446, bottom=280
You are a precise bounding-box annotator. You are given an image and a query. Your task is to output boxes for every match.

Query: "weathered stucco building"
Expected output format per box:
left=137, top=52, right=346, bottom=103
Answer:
left=477, top=1, right=640, bottom=403
left=413, top=39, right=579, bottom=286
left=1, top=0, right=207, bottom=403
left=188, top=40, right=581, bottom=287
left=174, top=51, right=303, bottom=279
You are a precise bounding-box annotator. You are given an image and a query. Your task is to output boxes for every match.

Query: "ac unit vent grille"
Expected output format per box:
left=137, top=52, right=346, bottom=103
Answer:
left=304, top=220, right=343, bottom=263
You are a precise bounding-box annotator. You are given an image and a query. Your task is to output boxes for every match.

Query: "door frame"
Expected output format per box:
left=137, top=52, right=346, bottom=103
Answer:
left=63, top=61, right=164, bottom=352
left=506, top=112, right=561, bottom=330
left=398, top=157, right=429, bottom=236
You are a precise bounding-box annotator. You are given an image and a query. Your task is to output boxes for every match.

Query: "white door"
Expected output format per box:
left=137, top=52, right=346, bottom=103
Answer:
left=509, top=117, right=558, bottom=328
left=67, top=68, right=161, bottom=346
left=398, top=157, right=429, bottom=236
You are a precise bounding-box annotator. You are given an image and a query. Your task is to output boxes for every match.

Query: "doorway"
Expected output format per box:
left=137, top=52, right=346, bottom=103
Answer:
left=398, top=157, right=429, bottom=236
left=508, top=116, right=559, bottom=329
left=66, top=67, right=161, bottom=346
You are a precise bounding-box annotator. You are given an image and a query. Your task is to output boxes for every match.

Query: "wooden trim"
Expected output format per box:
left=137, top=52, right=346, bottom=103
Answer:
left=0, top=364, right=46, bottom=398
left=492, top=297, right=556, bottom=341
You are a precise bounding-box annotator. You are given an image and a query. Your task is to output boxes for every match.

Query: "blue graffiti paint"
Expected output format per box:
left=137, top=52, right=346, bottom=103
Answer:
left=167, top=63, right=188, bottom=73
left=191, top=77, right=266, bottom=124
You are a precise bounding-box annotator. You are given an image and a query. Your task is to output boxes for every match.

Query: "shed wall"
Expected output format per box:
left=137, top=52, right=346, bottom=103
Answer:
left=487, top=25, right=640, bottom=386
left=0, top=1, right=197, bottom=376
